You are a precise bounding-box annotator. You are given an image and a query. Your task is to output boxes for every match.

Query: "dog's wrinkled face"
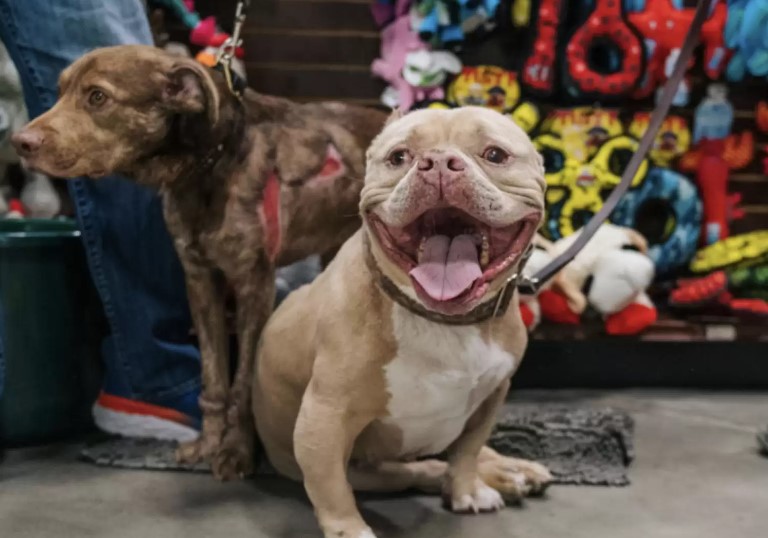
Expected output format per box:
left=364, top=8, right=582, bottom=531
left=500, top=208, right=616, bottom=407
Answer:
left=361, top=107, right=545, bottom=315
left=11, top=45, right=219, bottom=179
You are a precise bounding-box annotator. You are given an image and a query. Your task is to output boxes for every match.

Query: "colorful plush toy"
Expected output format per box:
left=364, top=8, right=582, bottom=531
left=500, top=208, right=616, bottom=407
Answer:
left=372, top=16, right=462, bottom=109
left=612, top=167, right=703, bottom=275
left=533, top=108, right=649, bottom=242
left=538, top=133, right=649, bottom=241
left=725, top=0, right=768, bottom=82
left=628, top=113, right=691, bottom=167
left=678, top=233, right=768, bottom=318
left=626, top=0, right=727, bottom=103
left=679, top=84, right=752, bottom=246
left=446, top=65, right=521, bottom=111
left=540, top=107, right=624, bottom=157
left=670, top=268, right=768, bottom=317
left=689, top=230, right=768, bottom=274
left=532, top=223, right=658, bottom=335
left=562, top=0, right=645, bottom=100
left=411, top=0, right=502, bottom=48
left=521, top=0, right=565, bottom=96
left=150, top=0, right=245, bottom=62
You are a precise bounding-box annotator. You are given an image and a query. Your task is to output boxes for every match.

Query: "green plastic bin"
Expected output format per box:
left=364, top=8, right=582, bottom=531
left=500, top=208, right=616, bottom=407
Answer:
left=0, top=219, right=104, bottom=447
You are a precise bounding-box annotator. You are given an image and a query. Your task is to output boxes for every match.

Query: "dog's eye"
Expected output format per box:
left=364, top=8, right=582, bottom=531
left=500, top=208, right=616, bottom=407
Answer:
left=482, top=146, right=510, bottom=164
left=387, top=149, right=411, bottom=167
left=88, top=89, right=107, bottom=107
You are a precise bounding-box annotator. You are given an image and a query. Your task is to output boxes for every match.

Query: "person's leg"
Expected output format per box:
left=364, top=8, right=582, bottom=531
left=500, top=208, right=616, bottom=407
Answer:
left=0, top=0, right=201, bottom=441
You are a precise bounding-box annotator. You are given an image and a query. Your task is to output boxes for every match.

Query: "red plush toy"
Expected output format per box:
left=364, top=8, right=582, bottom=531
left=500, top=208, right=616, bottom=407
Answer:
left=522, top=0, right=564, bottom=96
left=680, top=134, right=752, bottom=246
left=627, top=0, right=728, bottom=100
left=563, top=0, right=644, bottom=99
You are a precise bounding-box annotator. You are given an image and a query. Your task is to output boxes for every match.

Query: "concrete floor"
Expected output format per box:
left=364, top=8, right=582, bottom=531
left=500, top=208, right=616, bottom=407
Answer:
left=1, top=390, right=767, bottom=538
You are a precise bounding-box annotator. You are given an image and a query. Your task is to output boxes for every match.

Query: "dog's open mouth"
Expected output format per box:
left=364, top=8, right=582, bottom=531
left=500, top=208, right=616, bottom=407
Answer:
left=368, top=207, right=539, bottom=310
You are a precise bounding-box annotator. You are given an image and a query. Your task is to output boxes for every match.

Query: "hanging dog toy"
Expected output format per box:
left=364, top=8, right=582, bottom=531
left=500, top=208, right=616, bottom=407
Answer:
left=626, top=0, right=727, bottom=103
left=521, top=0, right=565, bottom=96
left=561, top=0, right=644, bottom=100
left=679, top=84, right=752, bottom=246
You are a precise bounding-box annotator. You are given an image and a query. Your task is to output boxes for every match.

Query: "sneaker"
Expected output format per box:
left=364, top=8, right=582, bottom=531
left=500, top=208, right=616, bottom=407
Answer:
left=92, top=390, right=201, bottom=443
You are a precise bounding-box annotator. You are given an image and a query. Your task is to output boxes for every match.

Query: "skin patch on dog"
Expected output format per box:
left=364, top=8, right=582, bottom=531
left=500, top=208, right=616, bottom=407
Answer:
left=381, top=305, right=516, bottom=458
left=260, top=170, right=282, bottom=262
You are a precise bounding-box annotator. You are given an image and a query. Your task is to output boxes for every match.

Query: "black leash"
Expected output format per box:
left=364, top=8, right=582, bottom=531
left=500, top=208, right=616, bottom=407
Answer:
left=517, top=0, right=714, bottom=295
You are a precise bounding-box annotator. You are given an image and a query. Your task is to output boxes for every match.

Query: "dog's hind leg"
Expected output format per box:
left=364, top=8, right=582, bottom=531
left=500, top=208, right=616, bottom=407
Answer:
left=212, top=266, right=276, bottom=480
left=175, top=267, right=230, bottom=470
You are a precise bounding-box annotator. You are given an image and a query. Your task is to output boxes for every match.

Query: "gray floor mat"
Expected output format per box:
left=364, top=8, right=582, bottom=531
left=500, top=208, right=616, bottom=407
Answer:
left=489, top=407, right=634, bottom=486
left=80, top=407, right=634, bottom=486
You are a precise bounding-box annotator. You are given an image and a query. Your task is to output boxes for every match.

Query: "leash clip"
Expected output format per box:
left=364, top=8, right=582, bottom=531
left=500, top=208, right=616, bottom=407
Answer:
left=215, top=0, right=250, bottom=98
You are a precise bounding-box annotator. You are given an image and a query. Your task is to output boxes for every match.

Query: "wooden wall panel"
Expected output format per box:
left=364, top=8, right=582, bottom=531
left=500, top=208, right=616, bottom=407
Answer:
left=186, top=0, right=383, bottom=103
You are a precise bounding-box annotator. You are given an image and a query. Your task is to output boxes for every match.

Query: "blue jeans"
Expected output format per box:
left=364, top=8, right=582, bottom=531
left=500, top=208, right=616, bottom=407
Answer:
left=0, top=0, right=201, bottom=408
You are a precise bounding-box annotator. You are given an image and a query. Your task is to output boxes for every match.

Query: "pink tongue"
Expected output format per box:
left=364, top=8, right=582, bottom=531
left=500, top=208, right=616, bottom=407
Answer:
left=409, top=234, right=483, bottom=301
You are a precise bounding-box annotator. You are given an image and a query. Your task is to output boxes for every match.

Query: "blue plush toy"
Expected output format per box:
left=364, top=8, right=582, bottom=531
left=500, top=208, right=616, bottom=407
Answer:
left=725, top=0, right=768, bottom=81
left=612, top=167, right=703, bottom=275
left=412, top=0, right=502, bottom=48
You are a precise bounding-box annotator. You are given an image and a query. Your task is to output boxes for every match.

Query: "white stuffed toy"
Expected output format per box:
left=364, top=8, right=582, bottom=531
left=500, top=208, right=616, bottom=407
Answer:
left=523, top=223, right=657, bottom=335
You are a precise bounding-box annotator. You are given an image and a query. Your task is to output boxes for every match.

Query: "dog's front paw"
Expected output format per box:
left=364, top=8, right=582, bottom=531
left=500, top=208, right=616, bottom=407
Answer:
left=175, top=433, right=220, bottom=465
left=175, top=414, right=226, bottom=466
left=479, top=456, right=553, bottom=501
left=447, top=478, right=505, bottom=514
left=210, top=425, right=255, bottom=480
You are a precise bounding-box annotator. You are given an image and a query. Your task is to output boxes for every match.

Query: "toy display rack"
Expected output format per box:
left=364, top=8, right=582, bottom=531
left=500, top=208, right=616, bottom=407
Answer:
left=163, top=0, right=768, bottom=388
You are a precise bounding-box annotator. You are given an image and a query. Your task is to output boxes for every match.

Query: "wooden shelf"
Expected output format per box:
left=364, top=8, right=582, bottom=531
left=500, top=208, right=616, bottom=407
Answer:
left=515, top=315, right=768, bottom=389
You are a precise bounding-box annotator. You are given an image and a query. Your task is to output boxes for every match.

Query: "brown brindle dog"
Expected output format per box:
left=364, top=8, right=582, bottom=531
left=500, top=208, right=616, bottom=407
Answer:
left=11, top=44, right=386, bottom=479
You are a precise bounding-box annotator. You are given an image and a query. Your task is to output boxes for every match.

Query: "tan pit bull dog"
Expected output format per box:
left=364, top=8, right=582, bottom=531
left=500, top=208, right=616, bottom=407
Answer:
left=253, top=107, right=553, bottom=538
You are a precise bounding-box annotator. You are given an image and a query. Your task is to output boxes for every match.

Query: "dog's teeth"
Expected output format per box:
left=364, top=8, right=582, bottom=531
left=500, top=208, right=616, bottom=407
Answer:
left=418, top=237, right=426, bottom=262
left=480, top=233, right=490, bottom=267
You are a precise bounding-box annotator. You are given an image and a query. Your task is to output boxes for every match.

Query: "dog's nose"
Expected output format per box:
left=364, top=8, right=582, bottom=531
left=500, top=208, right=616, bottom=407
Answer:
left=417, top=151, right=466, bottom=175
left=11, top=129, right=43, bottom=157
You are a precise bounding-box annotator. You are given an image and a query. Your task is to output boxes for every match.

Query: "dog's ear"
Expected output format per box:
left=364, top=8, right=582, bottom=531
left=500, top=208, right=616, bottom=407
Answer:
left=385, top=107, right=404, bottom=126
left=163, top=60, right=220, bottom=126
